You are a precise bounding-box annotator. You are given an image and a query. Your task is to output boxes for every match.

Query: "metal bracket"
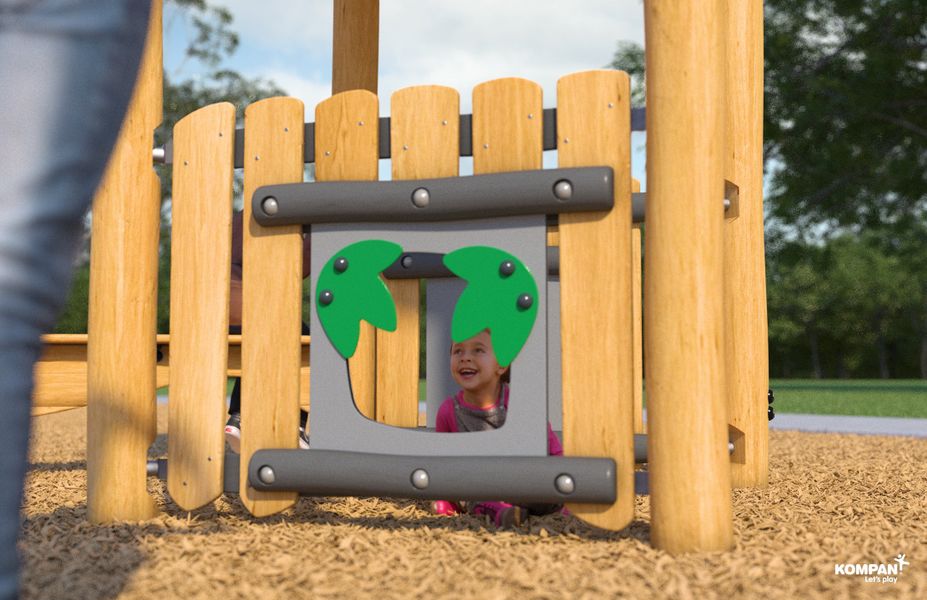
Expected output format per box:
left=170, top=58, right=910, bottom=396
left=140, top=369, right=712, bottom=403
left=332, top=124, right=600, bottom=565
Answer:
left=252, top=167, right=613, bottom=226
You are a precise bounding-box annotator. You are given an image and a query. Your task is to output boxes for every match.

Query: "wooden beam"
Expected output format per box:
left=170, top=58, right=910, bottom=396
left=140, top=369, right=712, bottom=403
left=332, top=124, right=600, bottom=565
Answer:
left=332, top=0, right=379, bottom=94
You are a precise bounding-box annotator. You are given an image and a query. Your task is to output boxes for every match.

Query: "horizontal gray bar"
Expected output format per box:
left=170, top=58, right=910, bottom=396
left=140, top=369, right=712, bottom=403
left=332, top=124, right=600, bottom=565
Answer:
left=249, top=449, right=617, bottom=504
left=253, top=167, right=613, bottom=226
left=158, top=107, right=646, bottom=167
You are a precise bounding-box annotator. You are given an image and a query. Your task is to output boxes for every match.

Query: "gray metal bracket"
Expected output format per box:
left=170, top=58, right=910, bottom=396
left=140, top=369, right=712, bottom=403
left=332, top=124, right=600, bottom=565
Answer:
left=252, top=167, right=613, bottom=226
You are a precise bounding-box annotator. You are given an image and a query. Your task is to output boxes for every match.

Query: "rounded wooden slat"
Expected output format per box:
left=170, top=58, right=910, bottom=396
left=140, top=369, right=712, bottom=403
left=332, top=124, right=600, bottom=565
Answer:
left=557, top=70, right=635, bottom=531
left=723, top=0, right=768, bottom=489
left=86, top=0, right=162, bottom=524
left=644, top=0, right=734, bottom=553
left=167, top=102, right=236, bottom=510
left=472, top=78, right=543, bottom=174
left=314, top=90, right=380, bottom=419
left=240, top=96, right=305, bottom=517
left=376, top=86, right=460, bottom=427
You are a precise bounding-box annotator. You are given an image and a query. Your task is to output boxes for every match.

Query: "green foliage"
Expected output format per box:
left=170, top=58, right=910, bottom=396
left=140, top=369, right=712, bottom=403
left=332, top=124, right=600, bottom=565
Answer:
left=316, top=241, right=402, bottom=358
left=53, top=264, right=90, bottom=333
left=770, top=379, right=927, bottom=418
left=443, top=247, right=538, bottom=368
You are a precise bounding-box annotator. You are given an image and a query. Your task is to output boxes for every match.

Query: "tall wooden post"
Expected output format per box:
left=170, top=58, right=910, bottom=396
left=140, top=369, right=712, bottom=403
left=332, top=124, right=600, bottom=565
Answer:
left=723, top=0, right=768, bottom=489
left=644, top=0, right=734, bottom=553
left=87, top=0, right=162, bottom=523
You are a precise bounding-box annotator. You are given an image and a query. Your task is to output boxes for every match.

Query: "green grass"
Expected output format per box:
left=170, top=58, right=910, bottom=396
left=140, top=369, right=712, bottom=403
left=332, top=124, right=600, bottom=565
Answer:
left=770, top=379, right=927, bottom=418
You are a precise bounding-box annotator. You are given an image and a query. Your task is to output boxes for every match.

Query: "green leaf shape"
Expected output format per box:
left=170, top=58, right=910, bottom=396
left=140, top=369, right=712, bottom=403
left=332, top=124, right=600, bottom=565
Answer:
left=316, top=240, right=402, bottom=358
left=444, top=246, right=539, bottom=367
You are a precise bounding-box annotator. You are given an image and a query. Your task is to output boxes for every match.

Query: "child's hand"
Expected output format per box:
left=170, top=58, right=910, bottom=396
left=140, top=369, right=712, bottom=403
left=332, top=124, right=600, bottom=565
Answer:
left=431, top=500, right=458, bottom=516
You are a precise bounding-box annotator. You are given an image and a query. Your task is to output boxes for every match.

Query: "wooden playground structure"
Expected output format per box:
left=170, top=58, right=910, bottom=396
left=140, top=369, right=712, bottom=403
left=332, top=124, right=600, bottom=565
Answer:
left=31, top=0, right=767, bottom=555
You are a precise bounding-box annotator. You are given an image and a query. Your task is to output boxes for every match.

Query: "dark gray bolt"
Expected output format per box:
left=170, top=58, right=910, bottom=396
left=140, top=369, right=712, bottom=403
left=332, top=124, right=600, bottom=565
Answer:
left=499, top=260, right=516, bottom=277
left=555, top=473, right=575, bottom=494
left=553, top=179, right=573, bottom=201
left=258, top=466, right=276, bottom=485
left=411, top=187, right=430, bottom=208
left=411, top=469, right=429, bottom=490
left=334, top=257, right=349, bottom=273
left=517, top=294, right=533, bottom=309
left=262, top=196, right=279, bottom=216
left=319, top=290, right=334, bottom=306
left=401, top=255, right=414, bottom=268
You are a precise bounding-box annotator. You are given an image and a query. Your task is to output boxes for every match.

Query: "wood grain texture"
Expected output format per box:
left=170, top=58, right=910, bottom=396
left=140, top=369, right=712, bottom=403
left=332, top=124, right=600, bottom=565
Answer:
left=644, top=0, right=734, bottom=553
left=557, top=70, right=635, bottom=531
left=377, top=86, right=459, bottom=427
left=315, top=90, right=380, bottom=420
left=723, top=0, right=769, bottom=489
left=332, top=0, right=378, bottom=94
left=167, top=102, right=235, bottom=510
left=631, top=178, right=644, bottom=435
left=472, top=78, right=543, bottom=174
left=86, top=0, right=162, bottom=523
left=240, top=97, right=304, bottom=516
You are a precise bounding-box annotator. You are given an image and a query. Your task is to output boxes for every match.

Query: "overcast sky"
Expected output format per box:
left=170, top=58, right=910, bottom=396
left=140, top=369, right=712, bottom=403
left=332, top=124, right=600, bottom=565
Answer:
left=164, top=0, right=647, bottom=181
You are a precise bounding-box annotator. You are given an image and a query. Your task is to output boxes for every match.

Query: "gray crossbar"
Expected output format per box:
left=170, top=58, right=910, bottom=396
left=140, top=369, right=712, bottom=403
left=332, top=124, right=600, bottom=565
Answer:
left=252, top=167, right=613, bottom=226
left=248, top=449, right=617, bottom=504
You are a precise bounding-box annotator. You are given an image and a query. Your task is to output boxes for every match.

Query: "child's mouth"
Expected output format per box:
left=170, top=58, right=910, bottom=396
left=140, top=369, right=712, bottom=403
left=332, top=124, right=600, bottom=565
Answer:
left=458, top=368, right=477, bottom=379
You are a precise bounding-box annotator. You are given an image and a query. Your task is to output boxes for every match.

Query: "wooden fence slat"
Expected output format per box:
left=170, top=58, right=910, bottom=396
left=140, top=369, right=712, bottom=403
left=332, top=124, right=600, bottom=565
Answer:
left=240, top=97, right=304, bottom=517
left=472, top=78, right=542, bottom=175
left=86, top=0, right=162, bottom=523
left=632, top=178, right=645, bottom=435
left=167, top=102, right=235, bottom=510
left=723, top=0, right=768, bottom=489
left=557, top=70, right=635, bottom=530
left=314, top=90, right=380, bottom=419
left=644, top=0, right=734, bottom=553
left=377, top=86, right=460, bottom=427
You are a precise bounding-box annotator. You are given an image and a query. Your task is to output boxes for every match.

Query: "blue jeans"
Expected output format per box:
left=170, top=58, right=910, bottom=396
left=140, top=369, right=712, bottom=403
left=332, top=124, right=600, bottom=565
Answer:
left=0, top=1, right=150, bottom=597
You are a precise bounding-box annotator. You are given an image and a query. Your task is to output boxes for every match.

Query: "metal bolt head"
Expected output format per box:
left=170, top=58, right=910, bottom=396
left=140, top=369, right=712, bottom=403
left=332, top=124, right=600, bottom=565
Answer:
left=411, top=468, right=429, bottom=490
left=411, top=187, right=430, bottom=208
left=258, top=466, right=276, bottom=485
left=553, top=180, right=573, bottom=201
left=319, top=290, right=334, bottom=306
left=499, top=260, right=516, bottom=277
left=401, top=255, right=414, bottom=269
left=334, top=257, right=349, bottom=273
left=517, top=293, right=533, bottom=310
left=555, top=473, right=575, bottom=494
left=262, top=196, right=279, bottom=216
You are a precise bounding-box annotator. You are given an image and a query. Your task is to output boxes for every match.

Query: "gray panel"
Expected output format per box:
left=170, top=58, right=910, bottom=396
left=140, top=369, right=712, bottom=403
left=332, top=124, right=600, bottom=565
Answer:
left=547, top=277, right=563, bottom=432
left=248, top=449, right=617, bottom=504
left=310, top=216, right=549, bottom=457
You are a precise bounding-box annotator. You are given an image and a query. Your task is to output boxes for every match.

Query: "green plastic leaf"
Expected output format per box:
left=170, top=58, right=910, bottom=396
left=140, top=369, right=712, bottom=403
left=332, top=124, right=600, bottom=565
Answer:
left=443, top=246, right=539, bottom=367
left=316, top=240, right=403, bottom=358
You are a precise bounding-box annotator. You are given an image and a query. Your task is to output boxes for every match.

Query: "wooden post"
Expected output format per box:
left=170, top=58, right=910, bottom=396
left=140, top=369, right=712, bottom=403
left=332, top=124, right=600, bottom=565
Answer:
left=644, top=0, right=734, bottom=553
left=86, top=0, right=162, bottom=523
left=332, top=0, right=379, bottom=94
left=723, top=0, right=768, bottom=489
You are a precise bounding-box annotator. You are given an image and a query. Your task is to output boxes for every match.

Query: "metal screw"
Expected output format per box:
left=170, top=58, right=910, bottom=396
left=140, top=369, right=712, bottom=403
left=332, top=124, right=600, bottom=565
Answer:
left=183, top=160, right=189, bottom=166
left=219, top=131, right=224, bottom=137
left=442, top=119, right=448, bottom=126
left=608, top=102, right=614, bottom=108
left=325, top=150, right=331, bottom=156
left=411, top=469, right=429, bottom=490
left=255, top=155, right=260, bottom=161
left=553, top=180, right=573, bottom=201
left=411, top=187, right=430, bottom=208
left=528, top=113, right=534, bottom=119
left=258, top=465, right=276, bottom=484
left=262, top=196, right=279, bottom=216
left=319, top=290, right=334, bottom=306
left=517, top=294, right=533, bottom=310
left=563, top=138, right=570, bottom=144
left=499, top=260, right=516, bottom=277
left=555, top=474, right=575, bottom=494
left=403, top=144, right=409, bottom=151
left=284, top=127, right=289, bottom=132
left=483, top=143, right=489, bottom=149
left=401, top=255, right=414, bottom=268
left=358, top=120, right=364, bottom=126
left=334, top=257, right=349, bottom=273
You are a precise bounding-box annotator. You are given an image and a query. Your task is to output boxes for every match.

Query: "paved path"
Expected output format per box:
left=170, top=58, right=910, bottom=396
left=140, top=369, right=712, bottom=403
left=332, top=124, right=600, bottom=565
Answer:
left=770, top=413, right=927, bottom=438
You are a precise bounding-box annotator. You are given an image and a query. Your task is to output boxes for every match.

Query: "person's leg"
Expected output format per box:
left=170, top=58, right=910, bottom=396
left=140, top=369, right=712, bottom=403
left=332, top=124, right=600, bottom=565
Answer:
left=0, top=2, right=150, bottom=597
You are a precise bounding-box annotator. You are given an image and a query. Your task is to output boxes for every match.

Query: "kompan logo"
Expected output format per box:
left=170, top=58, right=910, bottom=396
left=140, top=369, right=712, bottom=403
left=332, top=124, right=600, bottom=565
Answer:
left=834, top=554, right=910, bottom=584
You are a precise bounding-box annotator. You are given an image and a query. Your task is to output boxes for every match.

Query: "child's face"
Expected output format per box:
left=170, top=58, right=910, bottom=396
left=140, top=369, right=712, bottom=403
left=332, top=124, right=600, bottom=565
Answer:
left=450, top=330, right=508, bottom=396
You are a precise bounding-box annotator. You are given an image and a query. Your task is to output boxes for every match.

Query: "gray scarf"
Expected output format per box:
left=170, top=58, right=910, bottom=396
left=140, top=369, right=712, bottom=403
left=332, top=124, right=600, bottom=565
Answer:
left=452, top=385, right=507, bottom=432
